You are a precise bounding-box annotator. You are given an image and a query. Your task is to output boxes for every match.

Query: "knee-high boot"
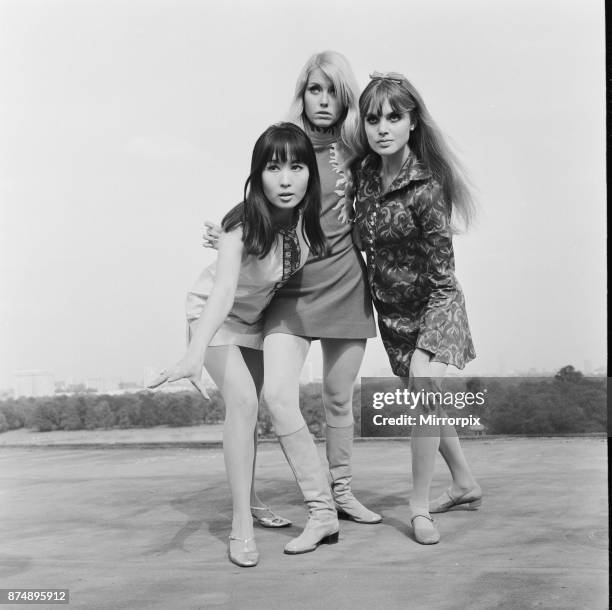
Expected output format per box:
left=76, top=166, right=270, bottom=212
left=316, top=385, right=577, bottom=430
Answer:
left=278, top=425, right=339, bottom=554
left=326, top=424, right=382, bottom=524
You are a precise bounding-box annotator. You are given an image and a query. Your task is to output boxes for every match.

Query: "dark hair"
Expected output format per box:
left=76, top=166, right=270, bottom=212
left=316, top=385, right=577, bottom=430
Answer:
left=357, top=75, right=475, bottom=230
left=222, top=122, right=325, bottom=258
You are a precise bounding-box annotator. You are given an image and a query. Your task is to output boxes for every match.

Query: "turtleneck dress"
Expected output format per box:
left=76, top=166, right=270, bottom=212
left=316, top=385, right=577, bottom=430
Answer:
left=263, top=126, right=376, bottom=339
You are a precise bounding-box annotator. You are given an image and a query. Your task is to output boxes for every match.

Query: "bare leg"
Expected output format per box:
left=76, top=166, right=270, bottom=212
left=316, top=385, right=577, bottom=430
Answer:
left=262, top=333, right=311, bottom=435
left=204, top=346, right=258, bottom=543
left=438, top=426, right=478, bottom=496
left=321, top=338, right=381, bottom=523
left=263, top=333, right=338, bottom=554
left=408, top=350, right=446, bottom=543
left=240, top=346, right=291, bottom=527
left=237, top=347, right=266, bottom=508
left=320, top=338, right=366, bottom=428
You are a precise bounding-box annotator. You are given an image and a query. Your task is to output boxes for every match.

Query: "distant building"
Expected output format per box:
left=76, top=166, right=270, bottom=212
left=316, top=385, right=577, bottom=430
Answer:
left=84, top=377, right=120, bottom=393
left=13, top=370, right=55, bottom=398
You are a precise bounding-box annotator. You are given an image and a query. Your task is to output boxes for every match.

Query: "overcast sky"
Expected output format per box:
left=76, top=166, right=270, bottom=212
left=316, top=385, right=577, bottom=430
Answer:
left=0, top=0, right=606, bottom=388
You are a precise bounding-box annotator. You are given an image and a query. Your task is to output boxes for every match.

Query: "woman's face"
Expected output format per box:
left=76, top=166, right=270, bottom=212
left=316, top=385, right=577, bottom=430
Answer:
left=303, top=68, right=343, bottom=129
left=262, top=157, right=310, bottom=212
left=364, top=100, right=413, bottom=158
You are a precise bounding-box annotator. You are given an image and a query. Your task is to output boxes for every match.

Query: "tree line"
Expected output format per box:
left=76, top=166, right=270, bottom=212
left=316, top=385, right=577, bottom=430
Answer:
left=0, top=366, right=606, bottom=436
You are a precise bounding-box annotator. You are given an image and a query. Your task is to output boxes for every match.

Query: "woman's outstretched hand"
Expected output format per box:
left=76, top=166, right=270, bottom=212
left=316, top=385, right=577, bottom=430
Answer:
left=202, top=221, right=221, bottom=250
left=147, top=354, right=209, bottom=398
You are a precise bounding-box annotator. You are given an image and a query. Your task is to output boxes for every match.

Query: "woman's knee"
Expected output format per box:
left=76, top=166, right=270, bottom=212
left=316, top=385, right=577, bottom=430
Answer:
left=262, top=381, right=294, bottom=410
left=224, top=392, right=259, bottom=424
left=262, top=382, right=306, bottom=434
left=322, top=387, right=351, bottom=418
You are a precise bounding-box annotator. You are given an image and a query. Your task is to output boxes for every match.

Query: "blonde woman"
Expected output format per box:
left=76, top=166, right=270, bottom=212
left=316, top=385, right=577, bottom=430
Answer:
left=204, top=53, right=381, bottom=548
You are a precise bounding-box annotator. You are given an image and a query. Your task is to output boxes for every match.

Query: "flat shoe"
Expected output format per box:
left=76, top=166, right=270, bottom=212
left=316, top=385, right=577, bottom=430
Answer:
left=228, top=535, right=259, bottom=567
left=250, top=505, right=292, bottom=528
left=429, top=485, right=482, bottom=514
left=410, top=513, right=440, bottom=545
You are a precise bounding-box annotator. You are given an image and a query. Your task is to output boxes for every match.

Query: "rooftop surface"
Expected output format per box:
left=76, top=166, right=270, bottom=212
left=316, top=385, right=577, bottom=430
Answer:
left=0, top=437, right=607, bottom=609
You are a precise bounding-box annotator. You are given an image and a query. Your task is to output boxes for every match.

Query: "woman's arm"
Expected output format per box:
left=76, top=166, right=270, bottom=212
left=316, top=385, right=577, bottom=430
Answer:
left=410, top=182, right=458, bottom=374
left=415, top=181, right=456, bottom=309
left=188, top=228, right=243, bottom=351
left=148, top=228, right=243, bottom=390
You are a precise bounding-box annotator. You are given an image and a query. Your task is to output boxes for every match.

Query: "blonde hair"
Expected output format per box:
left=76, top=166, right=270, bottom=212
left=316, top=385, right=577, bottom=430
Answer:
left=287, top=51, right=360, bottom=161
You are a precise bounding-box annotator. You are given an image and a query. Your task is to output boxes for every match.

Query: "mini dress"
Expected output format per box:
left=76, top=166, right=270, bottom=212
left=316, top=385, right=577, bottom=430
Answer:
left=186, top=216, right=310, bottom=350
left=263, top=126, right=376, bottom=339
left=353, top=152, right=476, bottom=376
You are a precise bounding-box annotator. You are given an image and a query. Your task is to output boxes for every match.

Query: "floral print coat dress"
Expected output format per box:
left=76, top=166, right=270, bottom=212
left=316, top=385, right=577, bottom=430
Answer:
left=353, top=152, right=475, bottom=377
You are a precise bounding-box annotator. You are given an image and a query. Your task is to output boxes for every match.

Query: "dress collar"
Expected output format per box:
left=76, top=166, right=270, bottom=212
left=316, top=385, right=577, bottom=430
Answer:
left=303, top=121, right=338, bottom=151
left=361, top=150, right=432, bottom=195
left=275, top=208, right=301, bottom=236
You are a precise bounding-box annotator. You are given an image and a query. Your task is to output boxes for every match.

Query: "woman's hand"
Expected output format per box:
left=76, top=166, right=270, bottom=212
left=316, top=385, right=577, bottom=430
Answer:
left=147, top=352, right=209, bottom=398
left=202, top=221, right=221, bottom=250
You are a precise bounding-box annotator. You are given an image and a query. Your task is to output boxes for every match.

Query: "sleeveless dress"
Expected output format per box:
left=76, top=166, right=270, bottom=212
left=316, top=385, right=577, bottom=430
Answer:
left=354, top=152, right=475, bottom=376
left=186, top=216, right=310, bottom=350
left=263, top=126, right=376, bottom=339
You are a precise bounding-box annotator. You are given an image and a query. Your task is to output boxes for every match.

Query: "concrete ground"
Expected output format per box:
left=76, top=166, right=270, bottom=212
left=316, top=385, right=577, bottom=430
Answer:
left=0, top=438, right=607, bottom=609
left=0, top=425, right=226, bottom=447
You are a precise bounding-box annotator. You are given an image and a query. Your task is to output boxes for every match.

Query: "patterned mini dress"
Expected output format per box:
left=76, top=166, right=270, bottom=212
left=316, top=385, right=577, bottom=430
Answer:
left=353, top=152, right=475, bottom=376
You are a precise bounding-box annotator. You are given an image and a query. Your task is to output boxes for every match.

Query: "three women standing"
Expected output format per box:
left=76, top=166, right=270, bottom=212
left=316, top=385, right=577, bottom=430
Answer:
left=197, top=54, right=482, bottom=556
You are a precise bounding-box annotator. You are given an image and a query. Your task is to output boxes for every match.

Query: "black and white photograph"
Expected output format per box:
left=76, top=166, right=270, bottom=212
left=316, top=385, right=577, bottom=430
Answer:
left=0, top=1, right=607, bottom=608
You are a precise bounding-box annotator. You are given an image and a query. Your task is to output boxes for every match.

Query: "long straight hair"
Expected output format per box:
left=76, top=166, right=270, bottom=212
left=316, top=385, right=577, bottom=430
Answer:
left=287, top=50, right=361, bottom=160
left=222, top=123, right=325, bottom=258
left=357, top=75, right=476, bottom=230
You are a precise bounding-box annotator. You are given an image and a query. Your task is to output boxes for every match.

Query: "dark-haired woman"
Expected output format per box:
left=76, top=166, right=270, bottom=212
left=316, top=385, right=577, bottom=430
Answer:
left=351, top=73, right=481, bottom=545
left=150, top=123, right=339, bottom=567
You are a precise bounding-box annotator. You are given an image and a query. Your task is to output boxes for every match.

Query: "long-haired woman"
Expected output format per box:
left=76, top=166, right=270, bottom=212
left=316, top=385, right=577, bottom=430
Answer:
left=351, top=72, right=481, bottom=545
left=150, top=123, right=338, bottom=566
